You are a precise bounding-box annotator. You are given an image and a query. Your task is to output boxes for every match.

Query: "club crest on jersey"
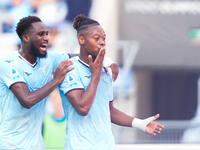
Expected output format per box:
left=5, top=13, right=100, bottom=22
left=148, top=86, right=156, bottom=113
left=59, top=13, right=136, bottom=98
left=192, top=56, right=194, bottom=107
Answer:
left=10, top=68, right=20, bottom=80
left=67, top=75, right=77, bottom=87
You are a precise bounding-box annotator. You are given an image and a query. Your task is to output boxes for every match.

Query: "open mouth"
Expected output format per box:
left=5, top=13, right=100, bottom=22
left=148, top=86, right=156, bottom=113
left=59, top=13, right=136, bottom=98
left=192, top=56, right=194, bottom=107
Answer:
left=40, top=44, right=47, bottom=51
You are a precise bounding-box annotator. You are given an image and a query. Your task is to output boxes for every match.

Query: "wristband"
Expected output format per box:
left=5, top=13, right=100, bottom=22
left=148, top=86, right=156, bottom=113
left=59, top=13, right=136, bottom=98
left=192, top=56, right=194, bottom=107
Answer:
left=132, top=116, right=155, bottom=132
left=103, top=57, right=115, bottom=68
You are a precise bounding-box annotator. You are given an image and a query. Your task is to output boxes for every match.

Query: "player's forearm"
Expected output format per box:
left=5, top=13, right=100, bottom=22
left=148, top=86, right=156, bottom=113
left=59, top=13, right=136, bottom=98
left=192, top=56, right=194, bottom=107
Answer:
left=20, top=79, right=59, bottom=109
left=76, top=75, right=100, bottom=115
left=110, top=108, right=133, bottom=127
left=110, top=102, right=133, bottom=127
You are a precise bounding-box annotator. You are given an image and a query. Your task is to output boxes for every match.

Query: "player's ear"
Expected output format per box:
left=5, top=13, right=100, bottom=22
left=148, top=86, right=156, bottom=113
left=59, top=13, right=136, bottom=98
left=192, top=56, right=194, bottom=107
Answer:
left=22, top=35, right=30, bottom=43
left=78, top=36, right=85, bottom=45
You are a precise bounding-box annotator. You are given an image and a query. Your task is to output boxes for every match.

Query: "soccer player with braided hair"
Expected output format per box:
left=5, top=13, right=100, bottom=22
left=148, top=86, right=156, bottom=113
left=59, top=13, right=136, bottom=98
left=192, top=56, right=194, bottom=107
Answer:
left=59, top=14, right=164, bottom=150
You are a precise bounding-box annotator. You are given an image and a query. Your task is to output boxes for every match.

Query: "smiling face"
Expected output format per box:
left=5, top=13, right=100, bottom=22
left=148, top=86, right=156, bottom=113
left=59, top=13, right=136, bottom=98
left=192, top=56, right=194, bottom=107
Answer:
left=28, top=22, right=49, bottom=58
left=80, top=25, right=106, bottom=60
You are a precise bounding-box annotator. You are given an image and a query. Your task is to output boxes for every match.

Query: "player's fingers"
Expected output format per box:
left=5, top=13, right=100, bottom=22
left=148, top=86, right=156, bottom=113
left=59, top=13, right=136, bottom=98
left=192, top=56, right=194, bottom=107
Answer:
left=88, top=55, right=93, bottom=66
left=156, top=126, right=162, bottom=131
left=62, top=60, right=72, bottom=65
left=100, top=48, right=106, bottom=62
left=59, top=60, right=73, bottom=69
left=109, top=64, right=118, bottom=82
left=66, top=67, right=74, bottom=73
left=157, top=123, right=164, bottom=129
left=112, top=73, right=117, bottom=82
left=95, top=48, right=105, bottom=64
left=154, top=114, right=160, bottom=120
left=104, top=67, right=109, bottom=74
left=150, top=132, right=156, bottom=136
left=155, top=129, right=161, bottom=134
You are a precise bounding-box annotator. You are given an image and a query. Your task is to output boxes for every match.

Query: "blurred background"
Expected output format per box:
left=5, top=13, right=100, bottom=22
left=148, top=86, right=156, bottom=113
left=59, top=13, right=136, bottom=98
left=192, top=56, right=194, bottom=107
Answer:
left=1, top=0, right=200, bottom=149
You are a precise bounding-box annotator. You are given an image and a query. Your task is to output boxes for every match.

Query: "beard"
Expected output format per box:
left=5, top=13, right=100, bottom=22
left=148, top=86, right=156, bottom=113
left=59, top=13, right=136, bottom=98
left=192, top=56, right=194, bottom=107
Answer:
left=30, top=42, right=47, bottom=58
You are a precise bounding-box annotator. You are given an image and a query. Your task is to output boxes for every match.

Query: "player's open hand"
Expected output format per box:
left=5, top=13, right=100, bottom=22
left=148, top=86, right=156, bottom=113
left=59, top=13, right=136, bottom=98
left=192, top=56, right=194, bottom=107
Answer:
left=103, top=63, right=119, bottom=82
left=110, top=63, right=119, bottom=82
left=88, top=48, right=105, bottom=78
left=145, top=114, right=164, bottom=136
left=53, top=60, right=74, bottom=84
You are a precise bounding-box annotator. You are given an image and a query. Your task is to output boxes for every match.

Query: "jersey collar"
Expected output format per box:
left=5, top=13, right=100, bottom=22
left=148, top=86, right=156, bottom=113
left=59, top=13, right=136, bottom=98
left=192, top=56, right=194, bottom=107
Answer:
left=77, top=56, right=89, bottom=68
left=17, top=51, right=37, bottom=67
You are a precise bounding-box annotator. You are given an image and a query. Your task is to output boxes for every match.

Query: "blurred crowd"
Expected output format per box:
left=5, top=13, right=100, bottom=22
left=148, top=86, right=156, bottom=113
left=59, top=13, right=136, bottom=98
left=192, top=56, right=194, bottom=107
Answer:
left=0, top=0, right=92, bottom=53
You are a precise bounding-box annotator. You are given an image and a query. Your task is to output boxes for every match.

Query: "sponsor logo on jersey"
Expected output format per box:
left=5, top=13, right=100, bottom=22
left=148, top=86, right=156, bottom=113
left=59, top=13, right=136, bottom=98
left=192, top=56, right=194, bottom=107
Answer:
left=25, top=72, right=32, bottom=76
left=5, top=59, right=14, bottom=63
left=85, top=75, right=92, bottom=79
left=67, top=75, right=77, bottom=87
left=10, top=68, right=20, bottom=80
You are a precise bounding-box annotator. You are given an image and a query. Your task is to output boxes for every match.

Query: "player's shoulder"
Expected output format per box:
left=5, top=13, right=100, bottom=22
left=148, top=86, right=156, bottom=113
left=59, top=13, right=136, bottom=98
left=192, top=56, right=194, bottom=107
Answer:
left=69, top=56, right=83, bottom=69
left=47, top=51, right=70, bottom=59
left=69, top=56, right=78, bottom=62
left=0, top=51, right=17, bottom=59
left=0, top=52, right=19, bottom=64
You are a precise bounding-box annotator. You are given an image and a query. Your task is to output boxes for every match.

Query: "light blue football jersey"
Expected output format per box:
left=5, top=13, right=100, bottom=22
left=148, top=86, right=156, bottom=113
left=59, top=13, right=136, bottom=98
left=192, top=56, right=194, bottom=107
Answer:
left=0, top=51, right=69, bottom=150
left=59, top=56, right=116, bottom=150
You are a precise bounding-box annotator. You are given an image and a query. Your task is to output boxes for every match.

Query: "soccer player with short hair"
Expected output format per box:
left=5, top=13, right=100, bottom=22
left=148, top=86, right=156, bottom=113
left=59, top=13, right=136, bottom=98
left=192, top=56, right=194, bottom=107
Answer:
left=0, top=15, right=73, bottom=149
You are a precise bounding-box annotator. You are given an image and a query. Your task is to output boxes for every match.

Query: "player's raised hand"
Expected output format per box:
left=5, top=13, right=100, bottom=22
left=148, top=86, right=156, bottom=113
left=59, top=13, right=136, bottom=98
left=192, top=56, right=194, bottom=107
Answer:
left=88, top=48, right=105, bottom=78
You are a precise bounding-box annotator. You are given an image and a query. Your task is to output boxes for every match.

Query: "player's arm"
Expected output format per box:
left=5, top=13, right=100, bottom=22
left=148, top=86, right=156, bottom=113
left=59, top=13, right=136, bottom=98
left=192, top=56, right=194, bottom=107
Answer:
left=109, top=101, right=133, bottom=127
left=68, top=53, right=78, bottom=58
left=65, top=49, right=105, bottom=116
left=103, top=57, right=119, bottom=82
left=109, top=101, right=164, bottom=135
left=11, top=60, right=73, bottom=109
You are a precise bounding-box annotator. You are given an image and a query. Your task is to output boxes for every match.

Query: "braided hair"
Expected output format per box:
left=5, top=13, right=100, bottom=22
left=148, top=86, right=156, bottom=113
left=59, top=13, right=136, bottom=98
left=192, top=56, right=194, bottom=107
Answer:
left=73, top=14, right=100, bottom=35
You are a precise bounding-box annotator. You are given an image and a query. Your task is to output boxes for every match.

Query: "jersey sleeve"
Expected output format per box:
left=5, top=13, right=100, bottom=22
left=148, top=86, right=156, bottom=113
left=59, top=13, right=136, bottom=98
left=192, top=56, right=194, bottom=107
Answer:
left=0, top=58, right=25, bottom=89
left=59, top=64, right=84, bottom=95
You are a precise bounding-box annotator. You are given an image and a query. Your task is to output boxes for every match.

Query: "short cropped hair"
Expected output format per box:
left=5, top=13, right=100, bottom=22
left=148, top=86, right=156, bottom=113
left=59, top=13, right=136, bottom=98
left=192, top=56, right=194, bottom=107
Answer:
left=16, top=16, right=42, bottom=40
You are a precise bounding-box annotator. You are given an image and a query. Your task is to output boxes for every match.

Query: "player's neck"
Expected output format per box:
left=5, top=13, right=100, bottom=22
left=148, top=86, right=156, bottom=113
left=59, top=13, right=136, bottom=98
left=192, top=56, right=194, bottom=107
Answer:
left=18, top=50, right=37, bottom=66
left=79, top=55, right=89, bottom=65
left=78, top=56, right=89, bottom=67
